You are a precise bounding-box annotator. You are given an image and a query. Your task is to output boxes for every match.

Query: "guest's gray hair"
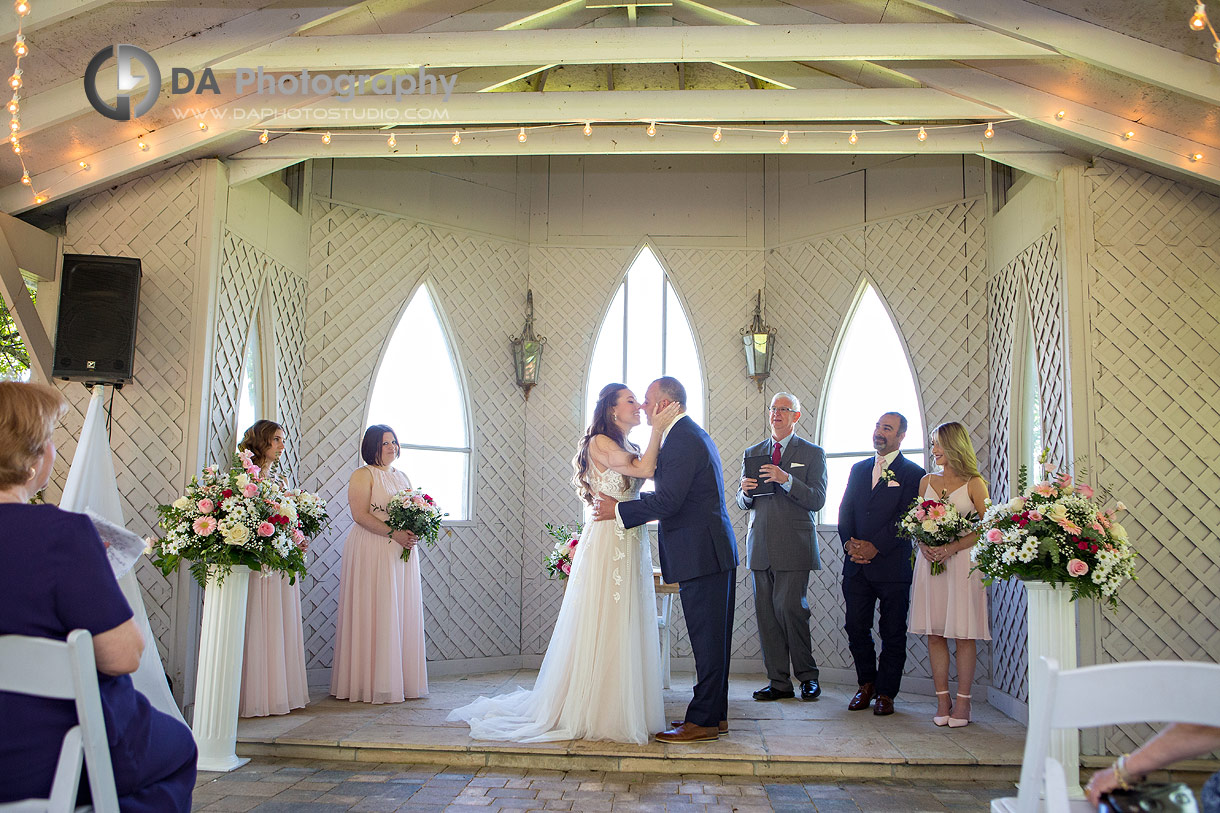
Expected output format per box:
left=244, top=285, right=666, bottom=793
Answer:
left=771, top=392, right=802, bottom=413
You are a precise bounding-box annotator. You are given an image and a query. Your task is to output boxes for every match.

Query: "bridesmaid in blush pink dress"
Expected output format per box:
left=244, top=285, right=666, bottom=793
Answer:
left=330, top=424, right=429, bottom=703
left=908, top=421, right=990, bottom=729
left=238, top=420, right=309, bottom=718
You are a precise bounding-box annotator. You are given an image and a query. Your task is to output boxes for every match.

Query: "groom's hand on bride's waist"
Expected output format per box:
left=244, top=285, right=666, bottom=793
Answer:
left=592, top=492, right=619, bottom=522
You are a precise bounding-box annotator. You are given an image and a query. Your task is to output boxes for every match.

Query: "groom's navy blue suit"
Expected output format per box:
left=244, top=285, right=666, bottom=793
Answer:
left=619, top=415, right=738, bottom=729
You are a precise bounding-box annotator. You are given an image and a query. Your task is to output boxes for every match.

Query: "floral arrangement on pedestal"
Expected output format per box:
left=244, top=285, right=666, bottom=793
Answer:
left=544, top=522, right=583, bottom=579
left=385, top=487, right=448, bottom=562
left=972, top=452, right=1136, bottom=608
left=900, top=495, right=978, bottom=575
left=150, top=450, right=330, bottom=587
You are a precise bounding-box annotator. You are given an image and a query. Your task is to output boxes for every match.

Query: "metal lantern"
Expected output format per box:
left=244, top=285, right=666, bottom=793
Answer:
left=510, top=289, right=546, bottom=400
left=741, top=289, right=776, bottom=393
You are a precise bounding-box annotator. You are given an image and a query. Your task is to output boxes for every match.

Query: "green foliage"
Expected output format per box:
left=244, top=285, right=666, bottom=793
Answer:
left=0, top=281, right=34, bottom=380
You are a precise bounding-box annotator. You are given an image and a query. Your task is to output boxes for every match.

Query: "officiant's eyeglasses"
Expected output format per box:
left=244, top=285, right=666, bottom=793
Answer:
left=768, top=406, right=798, bottom=414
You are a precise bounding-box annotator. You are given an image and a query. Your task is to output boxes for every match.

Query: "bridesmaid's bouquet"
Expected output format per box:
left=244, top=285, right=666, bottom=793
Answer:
left=973, top=453, right=1136, bottom=608
left=543, top=522, right=583, bottom=579
left=386, top=487, right=447, bottom=562
left=900, top=494, right=979, bottom=575
left=150, top=450, right=329, bottom=587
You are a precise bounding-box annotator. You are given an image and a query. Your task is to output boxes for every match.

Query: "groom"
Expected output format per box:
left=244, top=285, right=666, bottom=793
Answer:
left=593, top=376, right=738, bottom=743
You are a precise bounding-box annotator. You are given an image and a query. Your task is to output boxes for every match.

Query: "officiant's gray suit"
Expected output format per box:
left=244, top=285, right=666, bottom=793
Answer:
left=736, top=434, right=827, bottom=692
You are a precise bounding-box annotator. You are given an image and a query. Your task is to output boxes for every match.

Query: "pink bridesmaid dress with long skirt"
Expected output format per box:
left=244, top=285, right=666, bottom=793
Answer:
left=240, top=572, right=309, bottom=717
left=908, top=482, right=991, bottom=640
left=330, top=465, right=429, bottom=703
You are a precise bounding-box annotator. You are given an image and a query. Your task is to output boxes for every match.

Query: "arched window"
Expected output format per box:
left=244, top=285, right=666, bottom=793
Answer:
left=367, top=284, right=470, bottom=521
left=820, top=283, right=925, bottom=525
left=1017, top=316, right=1043, bottom=480
left=236, top=313, right=264, bottom=442
left=585, top=245, right=705, bottom=448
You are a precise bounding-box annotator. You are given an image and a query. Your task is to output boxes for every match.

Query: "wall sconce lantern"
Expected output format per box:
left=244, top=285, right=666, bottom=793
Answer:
left=741, top=289, right=776, bottom=393
left=510, top=289, right=546, bottom=400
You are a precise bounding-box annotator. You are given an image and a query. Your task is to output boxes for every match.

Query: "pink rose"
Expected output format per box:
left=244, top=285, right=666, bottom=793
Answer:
left=1029, top=510, right=1043, bottom=521
left=196, top=498, right=214, bottom=514
left=256, top=521, right=275, bottom=537
left=1043, top=462, right=1056, bottom=473
left=193, top=516, right=217, bottom=536
left=412, top=495, right=428, bottom=507
left=246, top=463, right=261, bottom=478
left=242, top=482, right=259, bottom=498
left=914, top=508, right=926, bottom=521
left=1067, top=558, right=1089, bottom=577
left=1091, top=522, right=1106, bottom=534
left=1077, top=484, right=1095, bottom=499
left=985, top=528, right=1002, bottom=543
left=559, top=561, right=571, bottom=575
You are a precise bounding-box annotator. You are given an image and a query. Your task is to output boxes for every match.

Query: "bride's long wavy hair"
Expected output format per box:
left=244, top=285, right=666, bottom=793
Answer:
left=572, top=383, right=638, bottom=506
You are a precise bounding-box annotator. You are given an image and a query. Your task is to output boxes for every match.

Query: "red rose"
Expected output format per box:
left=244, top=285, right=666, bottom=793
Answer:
left=222, top=489, right=233, bottom=498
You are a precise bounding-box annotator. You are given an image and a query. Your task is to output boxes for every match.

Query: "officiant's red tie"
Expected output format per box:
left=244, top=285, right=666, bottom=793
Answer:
left=772, top=441, right=782, bottom=467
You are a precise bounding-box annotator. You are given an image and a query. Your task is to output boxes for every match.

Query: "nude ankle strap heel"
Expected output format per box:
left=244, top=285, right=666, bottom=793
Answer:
left=933, top=691, right=951, bottom=726
left=947, top=693, right=971, bottom=728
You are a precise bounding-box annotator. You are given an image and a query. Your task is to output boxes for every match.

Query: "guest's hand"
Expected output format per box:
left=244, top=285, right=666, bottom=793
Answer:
left=391, top=529, right=418, bottom=550
left=1085, top=765, right=1121, bottom=806
left=759, top=464, right=789, bottom=485
left=740, top=476, right=758, bottom=494
left=848, top=537, right=878, bottom=564
left=651, top=402, right=684, bottom=432
left=592, top=492, right=619, bottom=522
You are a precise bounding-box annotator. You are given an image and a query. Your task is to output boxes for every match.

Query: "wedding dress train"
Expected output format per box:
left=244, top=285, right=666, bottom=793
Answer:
left=448, top=467, right=664, bottom=743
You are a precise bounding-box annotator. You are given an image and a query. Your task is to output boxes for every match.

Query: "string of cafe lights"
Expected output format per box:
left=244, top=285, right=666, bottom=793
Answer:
left=1189, top=3, right=1220, bottom=61
left=6, top=0, right=49, bottom=205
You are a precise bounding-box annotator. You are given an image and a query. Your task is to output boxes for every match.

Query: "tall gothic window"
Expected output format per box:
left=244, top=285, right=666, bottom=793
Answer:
left=368, top=284, right=471, bottom=520
left=1018, top=316, right=1044, bottom=480
left=820, top=283, right=925, bottom=525
left=235, top=313, right=264, bottom=442
left=585, top=245, right=705, bottom=448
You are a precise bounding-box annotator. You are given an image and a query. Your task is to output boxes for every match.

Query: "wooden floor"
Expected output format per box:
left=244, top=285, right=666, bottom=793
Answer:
left=237, top=671, right=1028, bottom=781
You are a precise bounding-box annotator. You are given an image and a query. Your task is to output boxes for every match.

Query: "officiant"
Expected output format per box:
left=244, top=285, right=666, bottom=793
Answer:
left=736, top=392, right=827, bottom=703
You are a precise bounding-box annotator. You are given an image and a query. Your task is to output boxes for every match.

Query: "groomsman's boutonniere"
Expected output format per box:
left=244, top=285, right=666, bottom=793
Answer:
left=879, top=467, right=896, bottom=484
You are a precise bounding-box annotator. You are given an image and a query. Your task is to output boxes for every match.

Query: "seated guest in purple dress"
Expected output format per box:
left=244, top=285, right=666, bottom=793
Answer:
left=0, top=381, right=196, bottom=813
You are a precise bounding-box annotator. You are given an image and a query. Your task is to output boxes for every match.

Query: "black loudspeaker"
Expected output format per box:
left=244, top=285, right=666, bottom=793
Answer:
left=53, top=254, right=142, bottom=385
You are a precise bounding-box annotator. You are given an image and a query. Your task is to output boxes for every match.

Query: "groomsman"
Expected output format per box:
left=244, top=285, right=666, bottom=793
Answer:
left=837, top=412, right=925, bottom=716
left=736, top=392, right=827, bottom=702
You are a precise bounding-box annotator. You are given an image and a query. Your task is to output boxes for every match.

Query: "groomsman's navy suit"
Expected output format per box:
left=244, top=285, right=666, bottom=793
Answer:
left=837, top=453, right=924, bottom=699
left=619, top=415, right=738, bottom=729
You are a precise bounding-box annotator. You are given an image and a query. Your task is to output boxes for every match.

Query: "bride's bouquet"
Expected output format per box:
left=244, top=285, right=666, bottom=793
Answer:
left=543, top=522, right=583, bottom=579
left=973, top=454, right=1136, bottom=608
left=151, top=450, right=329, bottom=587
left=900, top=494, right=979, bottom=575
left=385, top=487, right=447, bottom=562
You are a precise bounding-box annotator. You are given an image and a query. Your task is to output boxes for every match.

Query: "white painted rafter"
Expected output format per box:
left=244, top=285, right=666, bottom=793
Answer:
left=220, top=23, right=1055, bottom=72
left=903, top=0, right=1220, bottom=107
left=1, top=0, right=116, bottom=41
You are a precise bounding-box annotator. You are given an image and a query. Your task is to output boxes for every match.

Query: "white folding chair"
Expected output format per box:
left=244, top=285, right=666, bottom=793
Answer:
left=992, top=656, right=1220, bottom=813
left=654, top=568, right=678, bottom=690
left=0, top=629, right=119, bottom=813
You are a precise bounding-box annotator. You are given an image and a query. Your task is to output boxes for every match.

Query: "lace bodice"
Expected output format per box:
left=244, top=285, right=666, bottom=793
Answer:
left=592, top=467, right=642, bottom=502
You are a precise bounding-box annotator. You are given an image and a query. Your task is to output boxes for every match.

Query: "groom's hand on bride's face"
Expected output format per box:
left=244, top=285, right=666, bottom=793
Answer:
left=592, top=492, right=619, bottom=522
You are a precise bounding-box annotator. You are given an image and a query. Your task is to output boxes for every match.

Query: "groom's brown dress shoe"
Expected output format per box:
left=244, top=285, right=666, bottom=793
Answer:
left=672, top=719, right=728, bottom=733
left=848, top=682, right=875, bottom=711
left=654, top=722, right=720, bottom=743
left=873, top=695, right=895, bottom=716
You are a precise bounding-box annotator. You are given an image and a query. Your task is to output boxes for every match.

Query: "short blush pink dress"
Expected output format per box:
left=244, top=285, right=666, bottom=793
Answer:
left=330, top=465, right=429, bottom=703
left=908, top=481, right=991, bottom=640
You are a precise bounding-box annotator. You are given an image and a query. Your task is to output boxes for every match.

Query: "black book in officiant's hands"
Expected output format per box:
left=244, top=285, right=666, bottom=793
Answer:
left=744, top=455, right=779, bottom=496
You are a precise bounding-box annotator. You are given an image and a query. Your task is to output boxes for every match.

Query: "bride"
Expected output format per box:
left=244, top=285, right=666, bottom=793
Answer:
left=448, top=383, right=680, bottom=743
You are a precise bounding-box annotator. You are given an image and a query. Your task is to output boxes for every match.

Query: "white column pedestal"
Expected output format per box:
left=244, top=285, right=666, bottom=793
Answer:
left=1024, top=580, right=1082, bottom=798
left=192, top=565, right=251, bottom=772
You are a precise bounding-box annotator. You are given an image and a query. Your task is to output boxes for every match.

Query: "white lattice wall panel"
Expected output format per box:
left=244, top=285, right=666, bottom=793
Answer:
left=268, top=262, right=310, bottom=482
left=303, top=201, right=527, bottom=668
left=54, top=162, right=205, bottom=676
left=1085, top=160, right=1220, bottom=755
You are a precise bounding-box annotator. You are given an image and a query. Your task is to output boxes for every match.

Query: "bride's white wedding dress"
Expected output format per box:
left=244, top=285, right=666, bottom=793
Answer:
left=448, top=467, right=665, bottom=743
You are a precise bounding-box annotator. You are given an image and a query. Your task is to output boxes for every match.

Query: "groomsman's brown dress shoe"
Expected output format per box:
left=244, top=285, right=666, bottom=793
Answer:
left=654, top=722, right=720, bottom=743
left=672, top=719, right=728, bottom=733
left=848, top=682, right=875, bottom=711
left=873, top=695, right=895, bottom=716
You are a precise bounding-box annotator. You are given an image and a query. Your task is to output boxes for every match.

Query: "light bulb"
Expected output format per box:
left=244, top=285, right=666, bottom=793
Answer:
left=387, top=133, right=396, bottom=149
left=1122, top=130, right=1134, bottom=140
left=1055, top=110, right=1066, bottom=120
left=713, top=126, right=722, bottom=142
left=984, top=122, right=994, bottom=139
left=20, top=171, right=28, bottom=185
left=1189, top=3, right=1207, bottom=30
left=848, top=129, right=858, bottom=145
left=917, top=126, right=927, bottom=142
left=647, top=121, right=656, bottom=137
left=8, top=133, right=16, bottom=144
left=13, top=35, right=27, bottom=58
left=78, top=160, right=88, bottom=169
left=1214, top=41, right=1219, bottom=62
left=8, top=68, right=21, bottom=90
left=517, top=127, right=527, bottom=142
left=8, top=117, right=17, bottom=133
left=137, top=138, right=148, bottom=151
left=583, top=121, right=591, bottom=136
left=780, top=130, right=789, bottom=145
left=451, top=131, right=461, bottom=145
left=1191, top=152, right=1204, bottom=161
left=34, top=194, right=45, bottom=204
left=322, top=131, right=331, bottom=145
left=197, top=121, right=207, bottom=131
left=7, top=94, right=17, bottom=115
left=11, top=140, right=20, bottom=154
left=259, top=129, right=268, bottom=144
left=14, top=0, right=30, bottom=17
